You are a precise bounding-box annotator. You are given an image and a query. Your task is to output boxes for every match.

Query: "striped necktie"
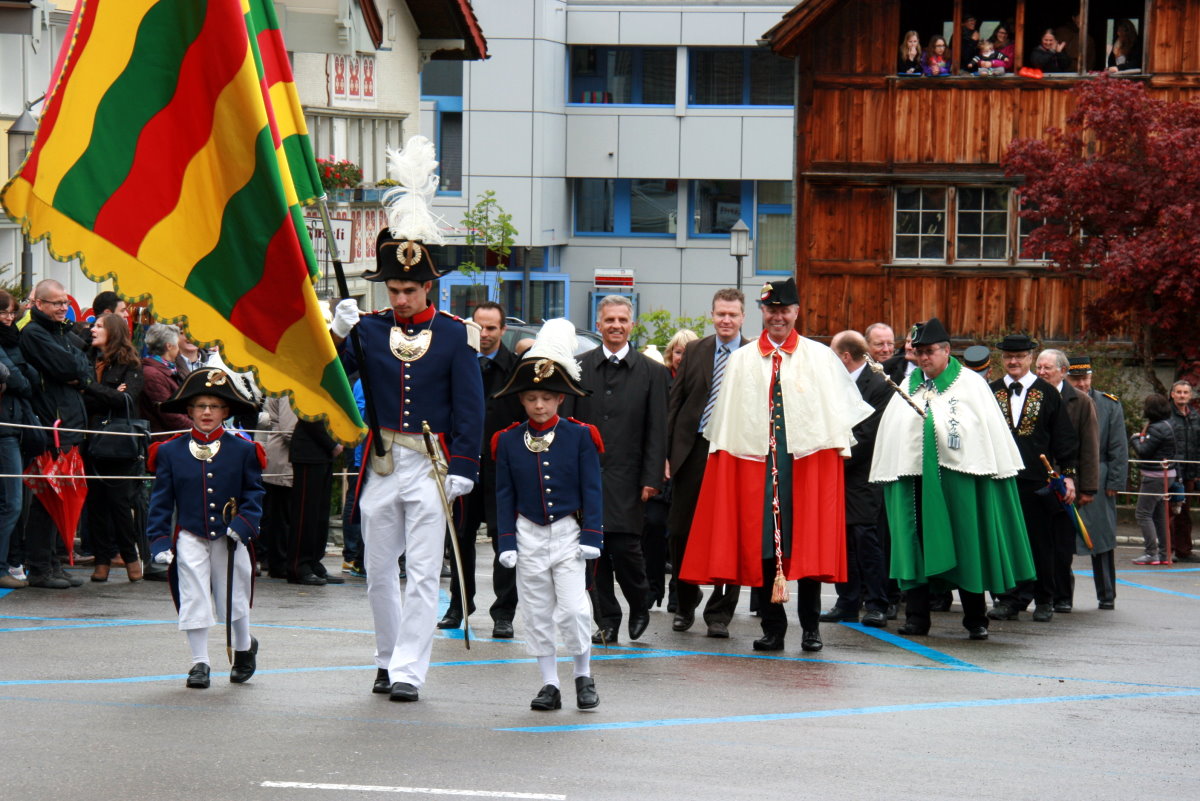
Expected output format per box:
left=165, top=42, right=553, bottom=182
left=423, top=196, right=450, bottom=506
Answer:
left=699, top=344, right=729, bottom=433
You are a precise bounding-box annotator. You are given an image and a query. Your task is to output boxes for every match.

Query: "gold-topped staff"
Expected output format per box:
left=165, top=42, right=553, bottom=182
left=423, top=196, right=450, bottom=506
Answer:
left=865, top=354, right=926, bottom=419
left=222, top=498, right=239, bottom=665
left=421, top=421, right=471, bottom=650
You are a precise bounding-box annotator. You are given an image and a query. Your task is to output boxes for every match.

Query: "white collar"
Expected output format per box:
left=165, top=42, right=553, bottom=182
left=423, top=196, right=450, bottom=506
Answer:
left=602, top=343, right=630, bottom=361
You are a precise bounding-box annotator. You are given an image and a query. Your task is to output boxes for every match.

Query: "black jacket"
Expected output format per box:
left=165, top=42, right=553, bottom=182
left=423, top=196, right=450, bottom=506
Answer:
left=565, top=346, right=669, bottom=534
left=990, top=374, right=1079, bottom=483
left=20, top=307, right=92, bottom=448
left=1131, top=419, right=1176, bottom=467
left=0, top=336, right=38, bottom=440
left=1168, top=405, right=1199, bottom=482
left=84, top=356, right=144, bottom=425
left=290, top=419, right=340, bottom=464
left=845, top=365, right=892, bottom=525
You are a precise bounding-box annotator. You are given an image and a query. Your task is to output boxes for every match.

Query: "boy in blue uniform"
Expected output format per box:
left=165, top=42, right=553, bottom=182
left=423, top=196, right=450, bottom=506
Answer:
left=147, top=368, right=266, bottom=689
left=492, top=319, right=604, bottom=710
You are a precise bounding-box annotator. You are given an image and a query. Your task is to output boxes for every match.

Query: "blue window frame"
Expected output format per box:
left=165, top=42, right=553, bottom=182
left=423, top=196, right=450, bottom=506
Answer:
left=574, top=179, right=678, bottom=236
left=569, top=47, right=676, bottom=105
left=688, top=48, right=793, bottom=106
left=421, top=62, right=464, bottom=195
left=689, top=179, right=751, bottom=237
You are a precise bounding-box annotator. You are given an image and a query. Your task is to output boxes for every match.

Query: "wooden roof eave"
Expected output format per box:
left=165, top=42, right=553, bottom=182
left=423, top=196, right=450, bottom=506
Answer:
left=761, top=0, right=843, bottom=58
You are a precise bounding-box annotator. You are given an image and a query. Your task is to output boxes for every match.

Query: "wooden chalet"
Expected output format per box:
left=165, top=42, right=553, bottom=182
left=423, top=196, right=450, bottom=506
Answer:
left=764, top=0, right=1198, bottom=344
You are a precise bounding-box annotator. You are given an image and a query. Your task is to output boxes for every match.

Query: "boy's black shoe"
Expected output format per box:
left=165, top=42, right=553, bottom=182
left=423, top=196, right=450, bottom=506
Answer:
left=575, top=676, right=599, bottom=709
left=530, top=684, right=562, bottom=711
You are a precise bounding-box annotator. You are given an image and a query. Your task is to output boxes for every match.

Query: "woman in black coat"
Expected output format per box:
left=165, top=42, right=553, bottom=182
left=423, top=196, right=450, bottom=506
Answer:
left=0, top=290, right=40, bottom=588
left=1130, top=394, right=1176, bottom=565
left=83, top=313, right=145, bottom=582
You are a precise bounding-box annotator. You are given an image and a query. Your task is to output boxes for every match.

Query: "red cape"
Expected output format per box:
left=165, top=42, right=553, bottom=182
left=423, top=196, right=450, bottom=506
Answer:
left=679, top=448, right=846, bottom=586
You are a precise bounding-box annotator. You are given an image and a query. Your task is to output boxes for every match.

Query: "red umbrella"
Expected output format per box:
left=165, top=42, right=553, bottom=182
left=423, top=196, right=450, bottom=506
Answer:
left=22, top=420, right=88, bottom=565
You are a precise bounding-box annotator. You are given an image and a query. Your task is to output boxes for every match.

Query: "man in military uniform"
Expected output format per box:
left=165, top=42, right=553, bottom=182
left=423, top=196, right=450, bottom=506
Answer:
left=1067, top=356, right=1127, bottom=609
left=146, top=368, right=266, bottom=688
left=331, top=230, right=484, bottom=703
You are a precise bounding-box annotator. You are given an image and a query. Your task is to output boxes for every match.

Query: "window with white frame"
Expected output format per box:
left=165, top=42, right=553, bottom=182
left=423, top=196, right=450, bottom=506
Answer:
left=305, top=111, right=405, bottom=185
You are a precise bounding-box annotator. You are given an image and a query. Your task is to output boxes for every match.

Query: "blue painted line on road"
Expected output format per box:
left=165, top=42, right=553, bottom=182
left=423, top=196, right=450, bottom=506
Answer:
left=0, top=620, right=168, bottom=633
left=496, top=689, right=1200, bottom=733
left=0, top=589, right=11, bottom=599
left=1114, top=578, right=1200, bottom=599
left=842, top=622, right=982, bottom=670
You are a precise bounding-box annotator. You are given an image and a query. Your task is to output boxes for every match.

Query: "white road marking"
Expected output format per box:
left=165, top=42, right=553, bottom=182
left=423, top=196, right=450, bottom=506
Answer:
left=260, top=781, right=566, bottom=799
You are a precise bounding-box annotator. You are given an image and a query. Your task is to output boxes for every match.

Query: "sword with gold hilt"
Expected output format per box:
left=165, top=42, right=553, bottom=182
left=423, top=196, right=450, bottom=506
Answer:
left=222, top=498, right=239, bottom=664
left=421, top=421, right=471, bottom=650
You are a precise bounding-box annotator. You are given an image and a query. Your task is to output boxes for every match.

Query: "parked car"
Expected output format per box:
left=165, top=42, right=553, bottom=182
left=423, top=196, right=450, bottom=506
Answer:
left=501, top=318, right=601, bottom=356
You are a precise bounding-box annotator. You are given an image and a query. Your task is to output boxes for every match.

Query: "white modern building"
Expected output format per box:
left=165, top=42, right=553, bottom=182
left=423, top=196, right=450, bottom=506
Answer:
left=421, top=0, right=796, bottom=333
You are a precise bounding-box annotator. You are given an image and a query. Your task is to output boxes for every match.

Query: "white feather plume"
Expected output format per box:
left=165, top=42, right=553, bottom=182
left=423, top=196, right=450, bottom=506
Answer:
left=525, top=318, right=582, bottom=381
left=381, top=135, right=446, bottom=245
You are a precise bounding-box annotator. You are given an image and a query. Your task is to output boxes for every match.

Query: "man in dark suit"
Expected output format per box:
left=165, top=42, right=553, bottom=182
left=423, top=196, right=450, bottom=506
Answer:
left=882, top=328, right=918, bottom=384
left=1036, top=348, right=1099, bottom=614
left=438, top=302, right=525, bottom=637
left=568, top=295, right=669, bottom=644
left=820, top=330, right=892, bottom=627
left=988, top=334, right=1078, bottom=623
left=666, top=288, right=748, bottom=638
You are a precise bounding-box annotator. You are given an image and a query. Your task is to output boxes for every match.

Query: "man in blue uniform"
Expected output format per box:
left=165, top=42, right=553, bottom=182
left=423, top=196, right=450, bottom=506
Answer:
left=146, top=368, right=266, bottom=689
left=332, top=229, right=484, bottom=703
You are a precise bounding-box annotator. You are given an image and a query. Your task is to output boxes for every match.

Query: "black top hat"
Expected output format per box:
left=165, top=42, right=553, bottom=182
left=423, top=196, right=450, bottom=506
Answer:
left=493, top=356, right=590, bottom=399
left=1068, top=356, right=1093, bottom=376
left=910, top=317, right=951, bottom=346
left=362, top=228, right=448, bottom=284
left=161, top=367, right=258, bottom=417
left=759, top=278, right=799, bottom=307
left=995, top=333, right=1038, bottom=352
left=962, top=344, right=991, bottom=372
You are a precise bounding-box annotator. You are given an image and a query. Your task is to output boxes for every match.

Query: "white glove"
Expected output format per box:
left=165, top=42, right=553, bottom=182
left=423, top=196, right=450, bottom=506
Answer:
left=498, top=550, right=517, bottom=569
left=331, top=298, right=361, bottom=338
left=579, top=545, right=601, bottom=560
left=444, top=475, right=474, bottom=501
left=153, top=550, right=174, bottom=565
left=226, top=527, right=242, bottom=545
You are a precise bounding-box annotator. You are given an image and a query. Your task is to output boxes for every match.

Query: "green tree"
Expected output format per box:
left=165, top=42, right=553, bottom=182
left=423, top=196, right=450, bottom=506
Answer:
left=458, top=190, right=518, bottom=284
left=631, top=309, right=709, bottom=348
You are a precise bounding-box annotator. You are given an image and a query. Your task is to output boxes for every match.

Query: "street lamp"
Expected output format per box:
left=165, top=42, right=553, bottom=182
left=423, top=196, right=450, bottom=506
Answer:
left=729, top=218, right=749, bottom=293
left=6, top=104, right=39, bottom=296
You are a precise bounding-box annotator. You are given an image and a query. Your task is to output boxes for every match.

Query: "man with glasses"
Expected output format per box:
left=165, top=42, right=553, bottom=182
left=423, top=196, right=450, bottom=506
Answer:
left=19, top=279, right=93, bottom=589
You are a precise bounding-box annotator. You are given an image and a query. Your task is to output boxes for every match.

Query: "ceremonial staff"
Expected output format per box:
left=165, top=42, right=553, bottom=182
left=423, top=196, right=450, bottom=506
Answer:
left=422, top=421, right=471, bottom=650
left=865, top=354, right=926, bottom=419
left=223, top=498, right=239, bottom=665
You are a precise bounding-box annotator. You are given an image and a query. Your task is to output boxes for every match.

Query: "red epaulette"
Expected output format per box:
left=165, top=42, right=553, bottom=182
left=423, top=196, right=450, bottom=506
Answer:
left=491, top=422, right=522, bottom=459
left=253, top=441, right=268, bottom=470
left=147, top=432, right=186, bottom=473
left=567, top=417, right=604, bottom=454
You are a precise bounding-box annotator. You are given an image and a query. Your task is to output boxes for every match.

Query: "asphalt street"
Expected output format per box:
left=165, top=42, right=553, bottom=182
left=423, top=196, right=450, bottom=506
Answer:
left=1, top=542, right=1197, bottom=801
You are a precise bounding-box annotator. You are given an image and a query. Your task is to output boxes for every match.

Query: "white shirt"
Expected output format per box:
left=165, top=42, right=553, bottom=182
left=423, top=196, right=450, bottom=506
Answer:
left=1006, top=370, right=1037, bottom=427
left=602, top=343, right=631, bottom=362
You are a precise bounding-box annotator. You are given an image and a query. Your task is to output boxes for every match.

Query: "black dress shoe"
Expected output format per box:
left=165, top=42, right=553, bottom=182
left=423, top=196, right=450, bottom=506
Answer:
left=321, top=574, right=345, bottom=585
left=801, top=629, right=823, bottom=652
left=897, top=621, right=930, bottom=636
left=967, top=626, right=989, bottom=640
left=144, top=565, right=169, bottom=582
left=229, top=636, right=259, bottom=683
left=706, top=621, right=730, bottom=638
left=52, top=569, right=84, bottom=587
left=372, top=668, right=391, bottom=694
left=389, top=681, right=419, bottom=702
left=860, top=610, right=887, bottom=628
left=437, top=613, right=463, bottom=630
left=575, top=676, right=599, bottom=709
left=752, top=633, right=785, bottom=652
left=591, top=626, right=617, bottom=645
left=1031, top=604, right=1054, bottom=622
left=492, top=620, right=514, bottom=638
left=672, top=611, right=695, bottom=632
left=928, top=594, right=953, bottom=612
left=628, top=610, right=650, bottom=640
left=818, top=606, right=858, bottom=623
left=289, top=572, right=326, bottom=586
left=530, top=684, right=562, bottom=711
left=885, top=603, right=899, bottom=620
left=987, top=603, right=1019, bottom=621
left=1098, top=600, right=1115, bottom=610
left=186, top=662, right=211, bottom=689
left=1052, top=602, right=1072, bottom=613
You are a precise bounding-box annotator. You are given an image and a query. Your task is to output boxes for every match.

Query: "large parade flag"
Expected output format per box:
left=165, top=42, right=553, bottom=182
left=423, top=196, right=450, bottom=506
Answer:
left=0, top=0, right=363, bottom=443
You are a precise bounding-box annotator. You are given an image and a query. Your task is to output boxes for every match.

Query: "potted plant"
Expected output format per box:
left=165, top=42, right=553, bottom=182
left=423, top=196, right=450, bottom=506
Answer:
left=316, top=156, right=362, bottom=203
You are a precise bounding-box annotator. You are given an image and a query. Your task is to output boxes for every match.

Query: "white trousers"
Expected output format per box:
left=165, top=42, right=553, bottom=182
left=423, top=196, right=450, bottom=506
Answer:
left=360, top=442, right=445, bottom=687
left=515, top=515, right=593, bottom=657
left=175, top=531, right=251, bottom=631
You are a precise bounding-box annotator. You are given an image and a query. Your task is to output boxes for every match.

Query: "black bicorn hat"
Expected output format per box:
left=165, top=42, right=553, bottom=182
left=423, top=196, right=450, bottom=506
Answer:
left=759, top=277, right=799, bottom=306
left=996, top=333, right=1039, bottom=352
left=363, top=228, right=449, bottom=284
left=160, top=367, right=258, bottom=417
left=910, top=317, right=951, bottom=346
left=1068, top=356, right=1093, bottom=376
left=961, top=344, right=992, bottom=373
left=492, top=356, right=591, bottom=399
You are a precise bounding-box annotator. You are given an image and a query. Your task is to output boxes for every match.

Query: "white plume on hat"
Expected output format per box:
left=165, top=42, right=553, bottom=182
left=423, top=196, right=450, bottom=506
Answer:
left=382, top=135, right=446, bottom=245
left=525, top=318, right=581, bottom=381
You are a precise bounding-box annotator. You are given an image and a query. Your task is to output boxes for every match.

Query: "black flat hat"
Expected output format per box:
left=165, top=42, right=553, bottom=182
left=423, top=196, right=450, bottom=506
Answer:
left=759, top=278, right=799, bottom=306
left=996, top=333, right=1039, bottom=352
left=1068, top=356, right=1093, bottom=376
left=363, top=228, right=448, bottom=284
left=910, top=317, right=951, bottom=346
left=160, top=367, right=258, bottom=417
left=962, top=344, right=992, bottom=372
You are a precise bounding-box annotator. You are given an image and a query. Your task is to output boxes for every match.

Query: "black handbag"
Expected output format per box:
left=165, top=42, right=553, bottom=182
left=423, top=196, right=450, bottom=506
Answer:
left=87, top=394, right=151, bottom=463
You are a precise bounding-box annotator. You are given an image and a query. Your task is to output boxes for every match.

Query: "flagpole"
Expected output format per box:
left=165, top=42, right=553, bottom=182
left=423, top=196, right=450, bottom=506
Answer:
left=318, top=197, right=385, bottom=458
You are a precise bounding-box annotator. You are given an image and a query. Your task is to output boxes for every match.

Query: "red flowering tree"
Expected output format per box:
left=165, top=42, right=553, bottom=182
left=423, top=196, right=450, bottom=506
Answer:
left=1003, top=76, right=1200, bottom=385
